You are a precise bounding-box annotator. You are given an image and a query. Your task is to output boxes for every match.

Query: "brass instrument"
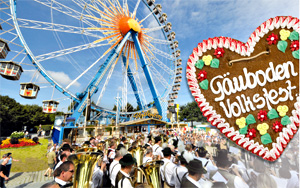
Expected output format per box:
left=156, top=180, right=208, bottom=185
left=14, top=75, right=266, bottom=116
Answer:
left=131, top=146, right=144, bottom=184
left=116, top=138, right=120, bottom=146
left=76, top=147, right=97, bottom=153
left=69, top=152, right=101, bottom=188
left=141, top=160, right=164, bottom=188
left=96, top=142, right=105, bottom=151
left=105, top=139, right=110, bottom=150
left=124, top=142, right=130, bottom=150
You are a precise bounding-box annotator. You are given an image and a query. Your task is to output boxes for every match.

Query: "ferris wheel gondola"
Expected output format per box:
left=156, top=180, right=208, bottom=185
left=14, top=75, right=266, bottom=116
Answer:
left=19, top=83, right=40, bottom=99
left=42, top=100, right=59, bottom=114
left=0, top=61, right=23, bottom=80
left=0, top=39, right=10, bottom=59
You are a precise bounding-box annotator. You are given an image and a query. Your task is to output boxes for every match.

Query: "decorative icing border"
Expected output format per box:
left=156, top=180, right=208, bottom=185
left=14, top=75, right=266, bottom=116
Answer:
left=186, top=16, right=300, bottom=161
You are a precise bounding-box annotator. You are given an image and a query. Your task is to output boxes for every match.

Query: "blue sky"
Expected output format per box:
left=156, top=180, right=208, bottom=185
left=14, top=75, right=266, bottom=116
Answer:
left=0, top=0, right=299, bottom=113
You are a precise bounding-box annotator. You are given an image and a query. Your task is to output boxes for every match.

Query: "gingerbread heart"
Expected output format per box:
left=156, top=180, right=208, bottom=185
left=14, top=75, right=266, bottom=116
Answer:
left=187, top=16, right=300, bottom=161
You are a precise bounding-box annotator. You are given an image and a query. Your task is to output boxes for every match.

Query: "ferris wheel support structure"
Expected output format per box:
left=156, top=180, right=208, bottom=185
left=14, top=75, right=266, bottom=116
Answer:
left=71, top=31, right=132, bottom=121
left=131, top=31, right=163, bottom=115
left=121, top=54, right=145, bottom=111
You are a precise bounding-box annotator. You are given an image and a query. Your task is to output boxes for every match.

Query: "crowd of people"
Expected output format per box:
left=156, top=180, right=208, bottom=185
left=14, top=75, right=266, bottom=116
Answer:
left=41, top=128, right=299, bottom=188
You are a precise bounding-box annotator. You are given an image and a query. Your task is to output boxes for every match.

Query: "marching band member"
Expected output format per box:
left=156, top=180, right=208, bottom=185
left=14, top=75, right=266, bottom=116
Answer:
left=195, top=147, right=217, bottom=179
left=110, top=148, right=127, bottom=188
left=92, top=159, right=106, bottom=188
left=143, top=147, right=153, bottom=164
left=144, top=136, right=153, bottom=148
left=160, top=147, right=176, bottom=188
left=174, top=151, right=193, bottom=188
left=107, top=141, right=117, bottom=163
left=153, top=136, right=163, bottom=159
left=115, top=154, right=136, bottom=188
left=180, top=159, right=207, bottom=188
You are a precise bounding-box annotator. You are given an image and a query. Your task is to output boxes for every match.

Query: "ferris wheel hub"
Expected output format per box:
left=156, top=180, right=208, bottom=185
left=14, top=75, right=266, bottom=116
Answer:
left=119, top=17, right=141, bottom=35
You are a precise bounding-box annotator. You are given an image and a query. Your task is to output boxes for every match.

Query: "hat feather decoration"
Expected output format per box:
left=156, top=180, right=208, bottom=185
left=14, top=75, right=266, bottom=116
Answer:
left=183, top=150, right=194, bottom=163
left=178, top=140, right=185, bottom=153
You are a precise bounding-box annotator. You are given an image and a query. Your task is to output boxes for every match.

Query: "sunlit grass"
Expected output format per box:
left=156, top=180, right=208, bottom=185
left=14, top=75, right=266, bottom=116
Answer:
left=0, top=138, right=49, bottom=172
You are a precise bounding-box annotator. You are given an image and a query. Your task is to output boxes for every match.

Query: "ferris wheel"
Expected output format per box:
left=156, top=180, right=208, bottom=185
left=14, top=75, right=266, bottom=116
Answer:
left=0, top=0, right=182, bottom=122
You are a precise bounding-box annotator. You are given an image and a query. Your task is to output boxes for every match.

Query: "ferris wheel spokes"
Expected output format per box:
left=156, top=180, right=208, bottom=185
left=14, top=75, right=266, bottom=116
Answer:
left=35, top=42, right=110, bottom=62
left=17, top=18, right=102, bottom=39
left=33, top=0, right=97, bottom=28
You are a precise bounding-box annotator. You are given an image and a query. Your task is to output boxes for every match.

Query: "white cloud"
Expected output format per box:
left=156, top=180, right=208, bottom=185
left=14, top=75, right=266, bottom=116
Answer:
left=23, top=70, right=81, bottom=88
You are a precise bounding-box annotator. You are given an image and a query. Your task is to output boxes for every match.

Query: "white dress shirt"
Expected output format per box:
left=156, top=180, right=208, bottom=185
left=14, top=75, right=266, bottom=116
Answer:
left=153, top=144, right=163, bottom=157
left=54, top=161, right=63, bottom=170
left=92, top=165, right=104, bottom=188
left=109, top=160, right=121, bottom=187
left=108, top=148, right=116, bottom=160
left=117, top=170, right=133, bottom=188
left=196, top=157, right=217, bottom=179
left=160, top=158, right=176, bottom=186
left=174, top=165, right=188, bottom=188
left=143, top=156, right=152, bottom=164
left=233, top=176, right=249, bottom=188
left=54, top=177, right=69, bottom=186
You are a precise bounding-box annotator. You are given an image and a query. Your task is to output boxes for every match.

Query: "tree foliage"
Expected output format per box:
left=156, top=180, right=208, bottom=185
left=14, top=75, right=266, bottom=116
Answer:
left=178, top=101, right=208, bottom=126
left=0, top=95, right=63, bottom=136
left=112, top=102, right=138, bottom=112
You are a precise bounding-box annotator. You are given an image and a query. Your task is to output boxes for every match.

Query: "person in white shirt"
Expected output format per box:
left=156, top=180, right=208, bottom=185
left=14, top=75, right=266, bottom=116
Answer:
left=195, top=147, right=217, bottom=179
left=180, top=159, right=207, bottom=188
left=95, top=134, right=102, bottom=144
left=116, top=154, right=136, bottom=188
left=160, top=147, right=177, bottom=188
left=54, top=153, right=67, bottom=170
left=143, top=147, right=153, bottom=164
left=92, top=158, right=106, bottom=188
left=108, top=141, right=117, bottom=163
left=153, top=136, right=163, bottom=159
left=110, top=148, right=127, bottom=187
left=53, top=161, right=74, bottom=187
left=174, top=151, right=191, bottom=188
left=144, top=136, right=153, bottom=148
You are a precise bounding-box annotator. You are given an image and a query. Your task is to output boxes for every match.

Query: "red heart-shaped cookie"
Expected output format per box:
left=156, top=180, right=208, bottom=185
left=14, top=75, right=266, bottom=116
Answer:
left=187, top=16, right=299, bottom=161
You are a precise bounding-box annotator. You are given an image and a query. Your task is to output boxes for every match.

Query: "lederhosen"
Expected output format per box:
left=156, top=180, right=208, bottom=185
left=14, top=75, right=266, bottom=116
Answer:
left=180, top=177, right=197, bottom=188
left=115, top=171, right=133, bottom=188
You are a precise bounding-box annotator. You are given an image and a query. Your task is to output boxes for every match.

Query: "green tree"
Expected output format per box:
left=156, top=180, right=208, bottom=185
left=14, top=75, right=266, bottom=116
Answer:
left=0, top=95, right=63, bottom=136
left=178, top=101, right=208, bottom=127
left=112, top=102, right=135, bottom=112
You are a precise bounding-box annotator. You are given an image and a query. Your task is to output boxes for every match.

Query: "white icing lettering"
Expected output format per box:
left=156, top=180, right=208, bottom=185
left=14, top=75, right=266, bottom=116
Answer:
left=211, top=75, right=224, bottom=102
left=241, top=94, right=256, bottom=111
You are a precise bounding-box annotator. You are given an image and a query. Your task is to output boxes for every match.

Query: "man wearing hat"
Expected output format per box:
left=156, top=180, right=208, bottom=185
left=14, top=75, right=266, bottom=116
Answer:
left=160, top=147, right=176, bottom=188
left=180, top=159, right=207, bottom=188
left=195, top=147, right=217, bottom=179
left=212, top=150, right=248, bottom=188
left=152, top=136, right=163, bottom=159
left=174, top=152, right=189, bottom=188
left=115, top=154, right=136, bottom=188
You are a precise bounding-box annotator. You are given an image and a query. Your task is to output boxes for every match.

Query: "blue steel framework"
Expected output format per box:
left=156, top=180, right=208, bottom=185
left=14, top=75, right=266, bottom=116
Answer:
left=60, top=30, right=163, bottom=143
left=9, top=0, right=180, bottom=144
